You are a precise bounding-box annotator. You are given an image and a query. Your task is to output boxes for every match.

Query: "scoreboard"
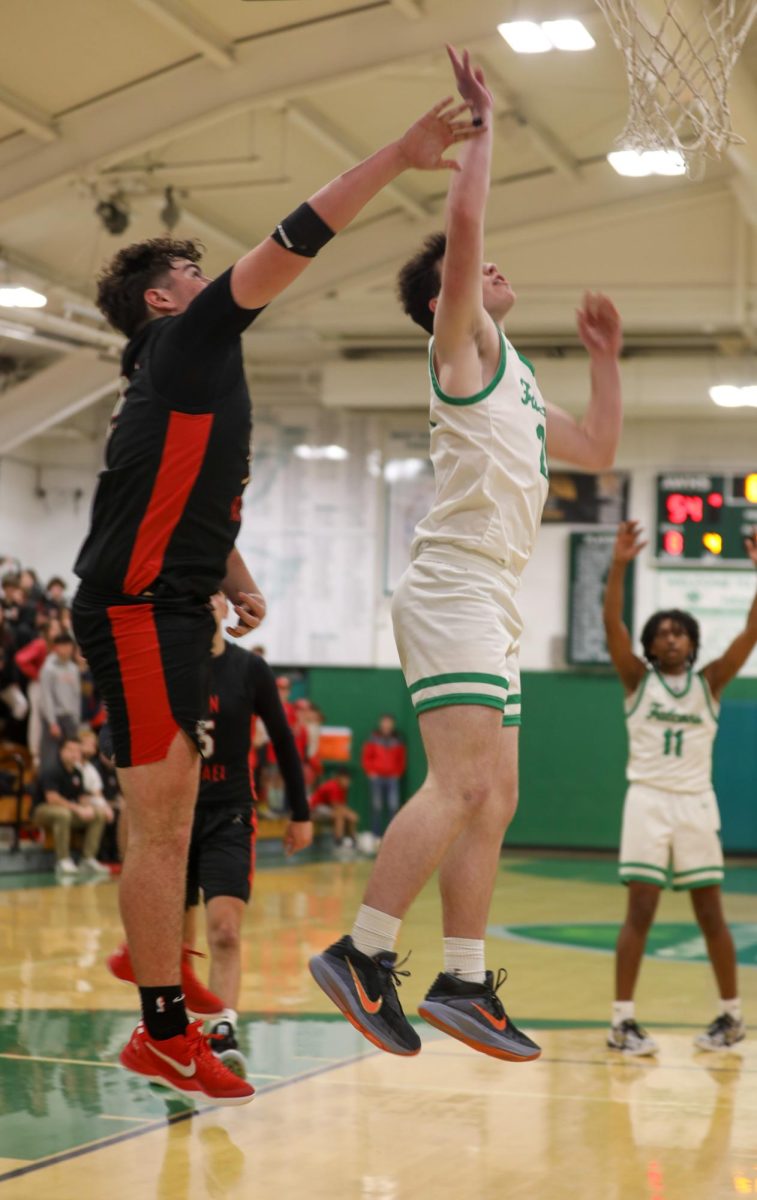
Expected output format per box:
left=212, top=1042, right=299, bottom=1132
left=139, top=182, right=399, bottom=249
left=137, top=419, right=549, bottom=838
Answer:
left=656, top=473, right=757, bottom=563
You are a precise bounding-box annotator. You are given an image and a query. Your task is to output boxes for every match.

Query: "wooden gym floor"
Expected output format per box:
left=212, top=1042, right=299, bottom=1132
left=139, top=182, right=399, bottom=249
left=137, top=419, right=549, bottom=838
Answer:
left=1, top=851, right=756, bottom=1199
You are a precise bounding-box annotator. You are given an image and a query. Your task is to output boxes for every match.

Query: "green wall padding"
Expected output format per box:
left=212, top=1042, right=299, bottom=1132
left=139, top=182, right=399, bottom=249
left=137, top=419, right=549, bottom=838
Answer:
left=308, top=669, right=757, bottom=853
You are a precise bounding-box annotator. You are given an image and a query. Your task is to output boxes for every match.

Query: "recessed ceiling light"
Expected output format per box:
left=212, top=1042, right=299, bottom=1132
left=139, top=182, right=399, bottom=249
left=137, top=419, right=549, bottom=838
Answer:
left=0, top=285, right=47, bottom=308
left=498, top=18, right=595, bottom=53
left=709, top=385, right=757, bottom=408
left=541, top=19, right=595, bottom=50
left=497, top=21, right=552, bottom=53
left=607, top=149, right=686, bottom=177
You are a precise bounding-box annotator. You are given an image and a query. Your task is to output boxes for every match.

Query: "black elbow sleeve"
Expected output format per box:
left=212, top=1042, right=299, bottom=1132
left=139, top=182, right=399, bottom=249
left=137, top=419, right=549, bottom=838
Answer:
left=271, top=202, right=335, bottom=257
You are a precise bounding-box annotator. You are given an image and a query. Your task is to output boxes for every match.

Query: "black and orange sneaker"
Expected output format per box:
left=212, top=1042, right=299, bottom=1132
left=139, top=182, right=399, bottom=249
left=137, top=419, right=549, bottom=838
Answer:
left=418, top=968, right=541, bottom=1062
left=106, top=943, right=225, bottom=1021
left=309, top=935, right=421, bottom=1056
left=120, top=1020, right=254, bottom=1105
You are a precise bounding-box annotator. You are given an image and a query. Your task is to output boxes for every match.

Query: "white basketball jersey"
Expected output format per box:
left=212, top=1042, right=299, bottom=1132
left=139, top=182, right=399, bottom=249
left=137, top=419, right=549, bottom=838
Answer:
left=625, top=669, right=719, bottom=793
left=411, top=326, right=549, bottom=576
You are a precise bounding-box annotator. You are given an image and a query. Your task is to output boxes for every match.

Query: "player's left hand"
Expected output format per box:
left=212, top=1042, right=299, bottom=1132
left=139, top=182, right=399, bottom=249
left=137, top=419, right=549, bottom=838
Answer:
left=577, top=292, right=623, bottom=360
left=397, top=97, right=486, bottom=174
left=227, top=590, right=266, bottom=638
left=284, top=820, right=313, bottom=856
left=745, top=528, right=757, bottom=567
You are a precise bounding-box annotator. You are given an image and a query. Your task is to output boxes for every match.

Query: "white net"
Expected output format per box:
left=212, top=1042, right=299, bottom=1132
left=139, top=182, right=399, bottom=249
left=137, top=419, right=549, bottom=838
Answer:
left=595, top=0, right=757, bottom=164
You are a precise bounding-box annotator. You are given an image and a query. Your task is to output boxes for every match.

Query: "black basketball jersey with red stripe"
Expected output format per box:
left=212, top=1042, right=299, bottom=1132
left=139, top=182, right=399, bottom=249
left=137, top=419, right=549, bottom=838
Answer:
left=75, top=269, right=262, bottom=602
left=199, top=645, right=308, bottom=818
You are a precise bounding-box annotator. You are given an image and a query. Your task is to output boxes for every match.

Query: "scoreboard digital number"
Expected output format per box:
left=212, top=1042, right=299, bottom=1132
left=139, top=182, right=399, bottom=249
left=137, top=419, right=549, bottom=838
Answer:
left=656, top=473, right=757, bottom=563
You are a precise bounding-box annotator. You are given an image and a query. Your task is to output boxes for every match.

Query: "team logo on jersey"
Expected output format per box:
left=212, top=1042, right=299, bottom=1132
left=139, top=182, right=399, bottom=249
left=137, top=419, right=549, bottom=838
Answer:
left=519, top=378, right=546, bottom=417
left=646, top=701, right=703, bottom=725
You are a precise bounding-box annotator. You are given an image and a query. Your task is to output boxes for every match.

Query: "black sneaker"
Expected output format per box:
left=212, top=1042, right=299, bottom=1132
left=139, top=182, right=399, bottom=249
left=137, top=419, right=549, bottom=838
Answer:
left=607, top=1018, right=658, bottom=1056
left=418, top=969, right=541, bottom=1062
left=309, top=935, right=421, bottom=1056
left=694, top=1013, right=746, bottom=1052
left=208, top=1020, right=248, bottom=1079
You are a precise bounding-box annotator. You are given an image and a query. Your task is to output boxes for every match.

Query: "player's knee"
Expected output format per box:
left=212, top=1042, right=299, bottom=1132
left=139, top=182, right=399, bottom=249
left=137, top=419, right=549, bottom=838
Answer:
left=693, top=896, right=725, bottom=937
left=454, top=779, right=493, bottom=813
left=628, top=894, right=658, bottom=931
left=208, top=919, right=241, bottom=954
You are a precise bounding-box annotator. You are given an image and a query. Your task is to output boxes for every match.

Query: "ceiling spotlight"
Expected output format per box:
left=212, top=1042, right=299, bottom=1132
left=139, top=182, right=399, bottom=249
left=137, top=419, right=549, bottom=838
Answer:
left=709, top=384, right=757, bottom=408
left=0, top=285, right=47, bottom=309
left=498, top=18, right=595, bottom=53
left=95, top=193, right=130, bottom=236
left=607, top=149, right=685, bottom=177
left=160, top=186, right=181, bottom=231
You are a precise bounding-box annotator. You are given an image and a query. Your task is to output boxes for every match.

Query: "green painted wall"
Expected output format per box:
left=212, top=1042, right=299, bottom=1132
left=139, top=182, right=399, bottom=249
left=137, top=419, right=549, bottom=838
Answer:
left=308, top=669, right=757, bottom=853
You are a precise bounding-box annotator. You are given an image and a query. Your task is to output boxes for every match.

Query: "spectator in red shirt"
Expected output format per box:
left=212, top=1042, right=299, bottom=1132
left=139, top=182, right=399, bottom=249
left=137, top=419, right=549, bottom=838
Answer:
left=309, top=770, right=358, bottom=847
left=361, top=714, right=406, bottom=841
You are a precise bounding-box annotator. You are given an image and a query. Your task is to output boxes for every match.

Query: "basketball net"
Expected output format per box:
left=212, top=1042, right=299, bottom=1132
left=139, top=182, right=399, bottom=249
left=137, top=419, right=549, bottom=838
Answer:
left=595, top=0, right=757, bottom=170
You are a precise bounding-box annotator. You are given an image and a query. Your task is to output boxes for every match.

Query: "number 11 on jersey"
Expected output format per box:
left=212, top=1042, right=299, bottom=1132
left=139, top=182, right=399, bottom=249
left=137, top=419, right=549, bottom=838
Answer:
left=663, top=729, right=684, bottom=757
left=535, top=424, right=549, bottom=481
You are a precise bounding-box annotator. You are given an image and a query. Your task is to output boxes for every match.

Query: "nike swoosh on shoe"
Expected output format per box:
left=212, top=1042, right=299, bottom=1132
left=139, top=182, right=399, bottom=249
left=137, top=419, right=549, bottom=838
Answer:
left=471, top=1003, right=507, bottom=1032
left=146, top=1041, right=197, bottom=1078
left=346, top=958, right=382, bottom=1015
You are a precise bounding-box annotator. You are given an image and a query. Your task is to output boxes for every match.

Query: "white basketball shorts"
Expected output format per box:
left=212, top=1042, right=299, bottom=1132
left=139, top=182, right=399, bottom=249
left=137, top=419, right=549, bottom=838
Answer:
left=619, top=782, right=724, bottom=890
left=391, top=545, right=523, bottom=726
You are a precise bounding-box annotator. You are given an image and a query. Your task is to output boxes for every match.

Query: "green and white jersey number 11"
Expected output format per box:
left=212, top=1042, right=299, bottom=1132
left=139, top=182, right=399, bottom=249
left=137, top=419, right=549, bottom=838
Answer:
left=663, top=729, right=684, bottom=757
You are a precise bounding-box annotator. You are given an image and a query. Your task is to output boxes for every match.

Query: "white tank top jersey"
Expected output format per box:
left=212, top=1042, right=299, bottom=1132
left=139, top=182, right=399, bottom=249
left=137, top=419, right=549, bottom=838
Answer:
left=625, top=668, right=719, bottom=793
left=411, top=324, right=550, bottom=575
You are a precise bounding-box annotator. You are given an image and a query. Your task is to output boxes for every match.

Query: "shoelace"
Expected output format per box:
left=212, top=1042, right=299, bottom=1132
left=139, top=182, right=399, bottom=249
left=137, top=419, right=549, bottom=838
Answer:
left=376, top=950, right=413, bottom=991
left=484, top=967, right=509, bottom=1020
left=706, top=1014, right=732, bottom=1035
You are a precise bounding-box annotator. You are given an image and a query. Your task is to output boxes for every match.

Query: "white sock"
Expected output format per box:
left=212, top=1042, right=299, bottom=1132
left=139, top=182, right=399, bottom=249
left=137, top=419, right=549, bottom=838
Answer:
left=443, top=937, right=486, bottom=984
left=351, top=904, right=401, bottom=958
left=613, top=1000, right=635, bottom=1025
left=219, top=1007, right=238, bottom=1028
left=720, top=998, right=742, bottom=1022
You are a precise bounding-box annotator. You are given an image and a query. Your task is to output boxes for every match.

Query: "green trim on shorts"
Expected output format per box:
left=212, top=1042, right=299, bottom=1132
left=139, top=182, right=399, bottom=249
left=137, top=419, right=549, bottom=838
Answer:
left=673, top=874, right=724, bottom=892
left=429, top=325, right=507, bottom=406
left=502, top=715, right=521, bottom=727
left=414, top=693, right=505, bottom=716
left=672, top=864, right=724, bottom=878
left=621, top=873, right=666, bottom=888
left=408, top=671, right=509, bottom=695
left=619, top=861, right=667, bottom=881
left=505, top=692, right=521, bottom=704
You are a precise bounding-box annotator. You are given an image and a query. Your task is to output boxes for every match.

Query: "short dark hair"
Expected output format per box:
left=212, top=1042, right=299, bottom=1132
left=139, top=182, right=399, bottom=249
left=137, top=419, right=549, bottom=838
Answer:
left=46, top=576, right=66, bottom=591
left=96, top=237, right=204, bottom=338
left=641, top=609, right=700, bottom=664
left=53, top=632, right=75, bottom=646
left=397, top=232, right=446, bottom=335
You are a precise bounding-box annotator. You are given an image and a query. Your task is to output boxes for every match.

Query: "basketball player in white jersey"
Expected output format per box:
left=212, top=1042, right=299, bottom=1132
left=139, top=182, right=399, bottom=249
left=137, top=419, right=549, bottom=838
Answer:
left=310, top=47, right=624, bottom=1061
left=604, top=519, right=757, bottom=1054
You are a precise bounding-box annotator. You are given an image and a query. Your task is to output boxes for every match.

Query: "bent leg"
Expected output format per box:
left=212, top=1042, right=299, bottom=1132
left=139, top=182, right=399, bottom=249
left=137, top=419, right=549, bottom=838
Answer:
left=439, top=726, right=518, bottom=939
left=615, top=882, right=662, bottom=1000
left=363, top=704, right=503, bottom=919
left=117, top=730, right=200, bottom=986
left=34, top=804, right=72, bottom=862
left=206, top=896, right=245, bottom=1010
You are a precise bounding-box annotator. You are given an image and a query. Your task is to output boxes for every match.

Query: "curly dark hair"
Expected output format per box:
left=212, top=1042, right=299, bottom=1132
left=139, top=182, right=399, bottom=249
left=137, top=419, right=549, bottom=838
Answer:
left=96, top=237, right=204, bottom=337
left=397, top=232, right=446, bottom=335
left=641, top=608, right=700, bottom=665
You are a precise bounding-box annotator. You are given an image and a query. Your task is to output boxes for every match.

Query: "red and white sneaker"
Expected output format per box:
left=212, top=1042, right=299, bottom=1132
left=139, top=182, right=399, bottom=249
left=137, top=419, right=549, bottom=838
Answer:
left=106, top=944, right=225, bottom=1020
left=120, top=1021, right=254, bottom=1105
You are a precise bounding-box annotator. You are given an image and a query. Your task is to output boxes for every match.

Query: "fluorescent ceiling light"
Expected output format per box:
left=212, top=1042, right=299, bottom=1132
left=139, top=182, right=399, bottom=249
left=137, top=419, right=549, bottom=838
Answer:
left=541, top=19, right=595, bottom=50
left=607, top=149, right=686, bottom=177
left=293, top=443, right=349, bottom=461
left=498, top=18, right=594, bottom=53
left=709, top=385, right=757, bottom=408
left=497, top=21, right=552, bottom=53
left=0, top=285, right=47, bottom=308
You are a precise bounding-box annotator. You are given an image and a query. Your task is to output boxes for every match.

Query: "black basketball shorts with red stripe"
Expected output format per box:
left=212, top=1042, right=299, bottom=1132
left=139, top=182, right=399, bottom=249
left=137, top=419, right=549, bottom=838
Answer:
left=72, top=587, right=215, bottom=768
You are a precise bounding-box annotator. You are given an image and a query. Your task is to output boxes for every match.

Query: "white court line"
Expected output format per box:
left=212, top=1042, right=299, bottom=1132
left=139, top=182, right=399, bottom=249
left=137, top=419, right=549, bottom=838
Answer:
left=0, top=1052, right=120, bottom=1069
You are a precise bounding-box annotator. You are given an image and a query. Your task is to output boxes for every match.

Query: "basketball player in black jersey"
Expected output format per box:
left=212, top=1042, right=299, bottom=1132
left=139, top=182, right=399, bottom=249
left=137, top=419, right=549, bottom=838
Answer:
left=72, top=91, right=482, bottom=1103
left=184, top=594, right=312, bottom=1076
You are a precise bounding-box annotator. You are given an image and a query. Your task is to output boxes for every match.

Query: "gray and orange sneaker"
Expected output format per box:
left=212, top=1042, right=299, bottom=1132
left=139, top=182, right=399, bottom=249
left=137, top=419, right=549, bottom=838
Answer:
left=309, top=935, right=421, bottom=1056
left=418, top=968, right=541, bottom=1062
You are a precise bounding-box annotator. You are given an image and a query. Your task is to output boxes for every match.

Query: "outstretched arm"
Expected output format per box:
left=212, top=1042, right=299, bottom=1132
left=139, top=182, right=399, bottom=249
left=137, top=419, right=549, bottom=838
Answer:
left=229, top=97, right=480, bottom=311
left=433, top=47, right=497, bottom=388
left=546, top=294, right=623, bottom=470
left=603, top=521, right=647, bottom=694
left=702, top=531, right=757, bottom=698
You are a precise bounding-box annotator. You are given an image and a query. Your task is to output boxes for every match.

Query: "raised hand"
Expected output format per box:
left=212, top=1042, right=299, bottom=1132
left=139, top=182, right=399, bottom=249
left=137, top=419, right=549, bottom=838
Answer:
left=613, top=520, right=647, bottom=564
left=745, top=528, right=757, bottom=567
left=446, top=44, right=494, bottom=119
left=577, top=292, right=623, bottom=360
left=397, top=97, right=485, bottom=173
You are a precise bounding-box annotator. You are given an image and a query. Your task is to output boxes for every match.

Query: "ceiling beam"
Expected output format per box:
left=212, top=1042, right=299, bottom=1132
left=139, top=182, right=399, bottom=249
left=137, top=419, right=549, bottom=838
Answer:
left=0, top=84, right=58, bottom=144
left=389, top=0, right=425, bottom=19
left=128, top=0, right=235, bottom=69
left=0, top=356, right=117, bottom=454
left=287, top=101, right=428, bottom=220
left=0, top=0, right=509, bottom=223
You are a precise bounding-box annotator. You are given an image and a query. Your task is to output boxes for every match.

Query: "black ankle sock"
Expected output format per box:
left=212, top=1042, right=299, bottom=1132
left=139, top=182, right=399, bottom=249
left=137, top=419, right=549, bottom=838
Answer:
left=139, top=985, right=189, bottom=1040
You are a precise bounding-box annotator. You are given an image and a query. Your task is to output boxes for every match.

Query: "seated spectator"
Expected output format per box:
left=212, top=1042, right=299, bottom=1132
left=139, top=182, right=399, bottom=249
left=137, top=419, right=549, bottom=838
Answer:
left=45, top=576, right=69, bottom=613
left=19, top=568, right=44, bottom=606
left=361, top=714, right=406, bottom=843
left=79, top=728, right=116, bottom=825
left=309, top=769, right=359, bottom=848
left=79, top=726, right=121, bottom=864
left=38, top=632, right=82, bottom=771
left=1, top=572, right=36, bottom=647
left=32, top=736, right=109, bottom=876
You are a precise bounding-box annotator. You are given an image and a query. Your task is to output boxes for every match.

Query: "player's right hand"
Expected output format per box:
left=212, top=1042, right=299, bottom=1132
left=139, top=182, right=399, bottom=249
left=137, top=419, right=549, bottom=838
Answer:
left=613, top=520, right=647, bottom=563
left=446, top=45, right=494, bottom=120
